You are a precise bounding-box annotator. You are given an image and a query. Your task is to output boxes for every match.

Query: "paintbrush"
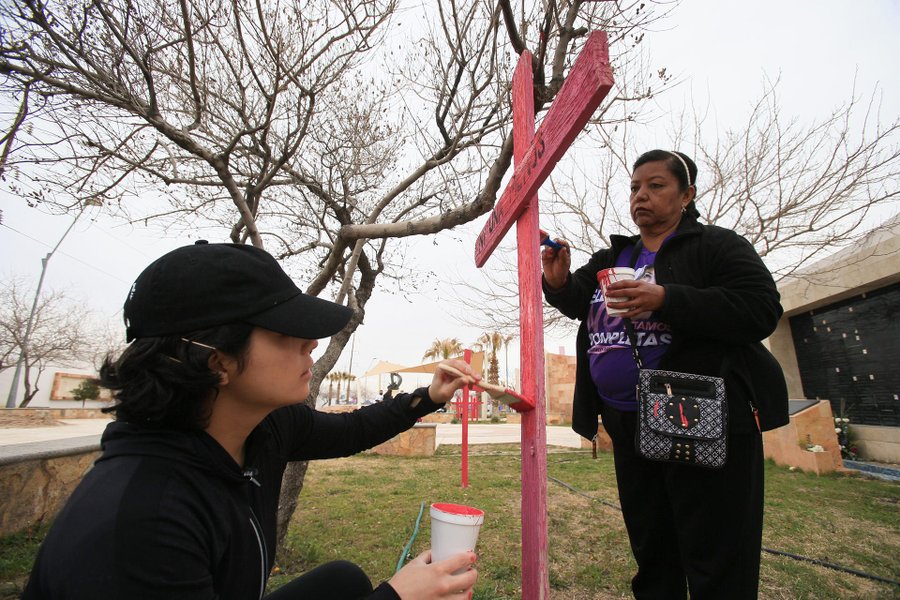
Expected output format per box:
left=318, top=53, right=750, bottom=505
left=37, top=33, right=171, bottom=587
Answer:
left=436, top=363, right=535, bottom=413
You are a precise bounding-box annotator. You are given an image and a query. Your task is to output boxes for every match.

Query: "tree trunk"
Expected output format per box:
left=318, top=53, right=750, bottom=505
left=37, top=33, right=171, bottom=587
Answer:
left=275, top=460, right=310, bottom=551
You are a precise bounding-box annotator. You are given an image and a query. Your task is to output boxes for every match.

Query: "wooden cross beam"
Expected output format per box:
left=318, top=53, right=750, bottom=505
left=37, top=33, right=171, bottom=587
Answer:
left=474, top=30, right=613, bottom=599
left=475, top=31, right=615, bottom=268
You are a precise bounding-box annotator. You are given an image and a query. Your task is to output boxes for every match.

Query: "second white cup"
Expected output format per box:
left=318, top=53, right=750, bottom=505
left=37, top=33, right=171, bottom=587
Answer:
left=430, top=503, right=484, bottom=572
left=597, top=267, right=635, bottom=316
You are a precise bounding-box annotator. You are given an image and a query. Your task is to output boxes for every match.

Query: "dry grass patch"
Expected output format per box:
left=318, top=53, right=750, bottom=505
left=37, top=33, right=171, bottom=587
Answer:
left=272, top=446, right=899, bottom=599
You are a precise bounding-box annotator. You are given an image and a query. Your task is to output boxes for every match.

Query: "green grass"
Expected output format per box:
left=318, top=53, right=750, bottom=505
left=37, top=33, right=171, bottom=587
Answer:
left=0, top=525, right=47, bottom=581
left=2, top=444, right=899, bottom=599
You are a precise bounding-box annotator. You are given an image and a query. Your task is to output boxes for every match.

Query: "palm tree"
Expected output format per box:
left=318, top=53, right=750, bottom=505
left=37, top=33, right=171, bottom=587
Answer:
left=334, top=371, right=349, bottom=405
left=343, top=372, right=357, bottom=404
left=325, top=372, right=342, bottom=405
left=478, top=331, right=507, bottom=385
left=422, top=338, right=464, bottom=361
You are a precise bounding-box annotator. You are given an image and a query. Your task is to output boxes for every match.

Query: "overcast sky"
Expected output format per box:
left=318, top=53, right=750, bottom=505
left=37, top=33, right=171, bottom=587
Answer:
left=2, top=0, right=898, bottom=398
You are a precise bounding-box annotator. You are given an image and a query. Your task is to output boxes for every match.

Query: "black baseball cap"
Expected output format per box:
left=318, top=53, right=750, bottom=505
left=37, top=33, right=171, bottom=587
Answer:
left=123, top=241, right=353, bottom=342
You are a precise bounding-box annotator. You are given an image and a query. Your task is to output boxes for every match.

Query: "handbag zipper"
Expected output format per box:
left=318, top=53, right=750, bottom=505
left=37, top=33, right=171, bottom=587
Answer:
left=656, top=383, right=672, bottom=417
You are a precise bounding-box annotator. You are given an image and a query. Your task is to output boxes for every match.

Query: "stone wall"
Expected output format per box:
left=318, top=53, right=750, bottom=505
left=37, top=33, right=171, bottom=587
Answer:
left=318, top=405, right=440, bottom=455
left=5, top=408, right=110, bottom=420
left=0, top=444, right=99, bottom=536
left=762, top=400, right=843, bottom=475
left=545, top=352, right=576, bottom=424
left=369, top=423, right=437, bottom=457
left=420, top=413, right=454, bottom=424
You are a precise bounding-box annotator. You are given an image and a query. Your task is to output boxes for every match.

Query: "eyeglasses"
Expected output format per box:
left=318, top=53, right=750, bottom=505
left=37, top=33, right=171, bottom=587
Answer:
left=180, top=337, right=219, bottom=352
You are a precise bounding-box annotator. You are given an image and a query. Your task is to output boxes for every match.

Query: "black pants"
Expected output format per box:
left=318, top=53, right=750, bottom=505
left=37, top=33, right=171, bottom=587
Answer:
left=600, top=405, right=764, bottom=600
left=264, top=561, right=374, bottom=600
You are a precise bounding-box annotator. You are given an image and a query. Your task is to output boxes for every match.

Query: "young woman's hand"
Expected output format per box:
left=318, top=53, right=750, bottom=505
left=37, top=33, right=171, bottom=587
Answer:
left=540, top=239, right=571, bottom=290
left=387, top=550, right=478, bottom=599
left=428, top=359, right=481, bottom=405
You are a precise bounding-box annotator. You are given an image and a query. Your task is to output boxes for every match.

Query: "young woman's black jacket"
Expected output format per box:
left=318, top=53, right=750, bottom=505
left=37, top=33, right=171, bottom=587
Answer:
left=23, top=390, right=440, bottom=600
left=543, top=215, right=789, bottom=440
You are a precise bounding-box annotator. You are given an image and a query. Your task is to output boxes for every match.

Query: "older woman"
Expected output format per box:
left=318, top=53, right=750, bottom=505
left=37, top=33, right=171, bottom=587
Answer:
left=542, top=150, right=787, bottom=599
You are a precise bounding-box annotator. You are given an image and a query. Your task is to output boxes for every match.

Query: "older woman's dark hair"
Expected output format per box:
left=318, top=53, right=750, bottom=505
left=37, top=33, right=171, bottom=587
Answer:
left=99, top=323, right=254, bottom=430
left=633, top=149, right=701, bottom=218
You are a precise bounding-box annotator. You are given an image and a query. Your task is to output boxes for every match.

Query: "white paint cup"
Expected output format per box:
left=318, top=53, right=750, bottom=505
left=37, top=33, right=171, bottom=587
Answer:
left=597, top=267, right=635, bottom=315
left=430, top=503, right=484, bottom=570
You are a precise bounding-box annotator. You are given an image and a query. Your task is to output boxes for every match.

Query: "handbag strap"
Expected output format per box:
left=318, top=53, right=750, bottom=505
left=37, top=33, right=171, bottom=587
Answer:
left=621, top=240, right=644, bottom=370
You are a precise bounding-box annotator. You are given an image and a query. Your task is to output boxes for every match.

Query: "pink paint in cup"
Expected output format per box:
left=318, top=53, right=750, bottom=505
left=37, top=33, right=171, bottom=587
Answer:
left=597, top=267, right=635, bottom=316
left=430, top=503, right=484, bottom=571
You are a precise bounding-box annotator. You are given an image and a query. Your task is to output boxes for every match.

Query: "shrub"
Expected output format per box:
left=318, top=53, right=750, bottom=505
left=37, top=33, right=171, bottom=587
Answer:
left=71, top=379, right=100, bottom=404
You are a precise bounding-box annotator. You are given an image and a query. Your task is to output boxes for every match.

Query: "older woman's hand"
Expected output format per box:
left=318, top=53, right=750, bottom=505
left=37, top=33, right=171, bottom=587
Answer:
left=541, top=238, right=571, bottom=290
left=605, top=279, right=666, bottom=318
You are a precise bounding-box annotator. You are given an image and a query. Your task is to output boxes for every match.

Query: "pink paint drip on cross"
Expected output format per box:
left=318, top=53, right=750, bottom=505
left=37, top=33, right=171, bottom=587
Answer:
left=474, top=31, right=613, bottom=599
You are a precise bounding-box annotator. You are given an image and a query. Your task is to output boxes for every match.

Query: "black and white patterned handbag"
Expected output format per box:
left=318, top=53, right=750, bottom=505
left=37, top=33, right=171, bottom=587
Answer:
left=624, top=320, right=728, bottom=469
left=635, top=369, right=728, bottom=468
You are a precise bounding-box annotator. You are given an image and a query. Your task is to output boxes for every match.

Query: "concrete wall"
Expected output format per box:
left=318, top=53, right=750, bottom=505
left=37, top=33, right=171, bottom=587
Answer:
left=770, top=216, right=900, bottom=399
left=768, top=215, right=900, bottom=460
left=777, top=218, right=900, bottom=317
left=1, top=366, right=106, bottom=409
left=851, top=424, right=900, bottom=463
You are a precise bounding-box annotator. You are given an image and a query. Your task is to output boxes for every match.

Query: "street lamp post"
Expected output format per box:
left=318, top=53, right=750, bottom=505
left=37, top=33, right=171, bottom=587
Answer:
left=5, top=208, right=84, bottom=408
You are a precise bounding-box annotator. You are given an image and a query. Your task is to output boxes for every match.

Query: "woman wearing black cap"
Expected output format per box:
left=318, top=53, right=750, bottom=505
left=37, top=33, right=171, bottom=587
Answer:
left=542, top=150, right=787, bottom=598
left=23, top=242, right=479, bottom=600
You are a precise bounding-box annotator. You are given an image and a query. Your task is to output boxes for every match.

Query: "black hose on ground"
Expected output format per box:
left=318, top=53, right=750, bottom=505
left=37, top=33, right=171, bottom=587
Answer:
left=760, top=547, right=900, bottom=587
left=546, top=476, right=900, bottom=588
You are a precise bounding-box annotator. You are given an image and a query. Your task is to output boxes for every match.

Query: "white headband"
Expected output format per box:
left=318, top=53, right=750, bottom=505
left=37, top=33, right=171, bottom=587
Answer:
left=667, top=151, right=692, bottom=187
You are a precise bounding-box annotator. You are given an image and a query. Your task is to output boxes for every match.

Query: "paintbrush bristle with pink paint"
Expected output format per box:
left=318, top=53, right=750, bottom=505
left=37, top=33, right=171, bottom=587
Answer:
left=437, top=363, right=535, bottom=412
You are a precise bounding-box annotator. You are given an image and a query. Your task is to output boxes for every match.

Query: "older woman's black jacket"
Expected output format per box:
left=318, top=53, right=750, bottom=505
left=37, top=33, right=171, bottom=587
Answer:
left=544, top=215, right=788, bottom=440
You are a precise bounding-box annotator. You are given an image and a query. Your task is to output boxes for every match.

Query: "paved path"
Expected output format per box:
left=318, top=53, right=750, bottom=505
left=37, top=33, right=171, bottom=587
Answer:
left=0, top=419, right=112, bottom=446
left=0, top=419, right=112, bottom=465
left=435, top=423, right=583, bottom=449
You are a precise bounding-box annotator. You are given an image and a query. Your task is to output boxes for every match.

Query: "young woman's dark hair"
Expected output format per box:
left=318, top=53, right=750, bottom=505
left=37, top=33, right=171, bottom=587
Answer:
left=99, top=322, right=255, bottom=430
left=633, top=149, right=700, bottom=218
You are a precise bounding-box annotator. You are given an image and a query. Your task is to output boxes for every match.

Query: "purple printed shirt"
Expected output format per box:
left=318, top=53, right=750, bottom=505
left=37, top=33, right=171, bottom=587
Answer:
left=587, top=245, right=672, bottom=411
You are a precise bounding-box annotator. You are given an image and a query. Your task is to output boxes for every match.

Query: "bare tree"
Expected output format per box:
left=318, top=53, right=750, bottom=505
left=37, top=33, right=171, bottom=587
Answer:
left=81, top=319, right=128, bottom=373
left=453, top=79, right=900, bottom=337
left=0, top=0, right=678, bottom=549
left=686, top=80, right=900, bottom=278
left=578, top=78, right=900, bottom=278
left=1, top=278, right=93, bottom=407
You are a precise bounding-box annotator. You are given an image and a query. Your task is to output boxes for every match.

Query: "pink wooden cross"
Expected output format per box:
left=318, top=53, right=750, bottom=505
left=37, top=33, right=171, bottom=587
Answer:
left=474, top=31, right=613, bottom=599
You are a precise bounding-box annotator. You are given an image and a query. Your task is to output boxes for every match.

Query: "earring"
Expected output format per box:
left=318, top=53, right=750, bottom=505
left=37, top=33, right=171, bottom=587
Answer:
left=681, top=206, right=687, bottom=214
